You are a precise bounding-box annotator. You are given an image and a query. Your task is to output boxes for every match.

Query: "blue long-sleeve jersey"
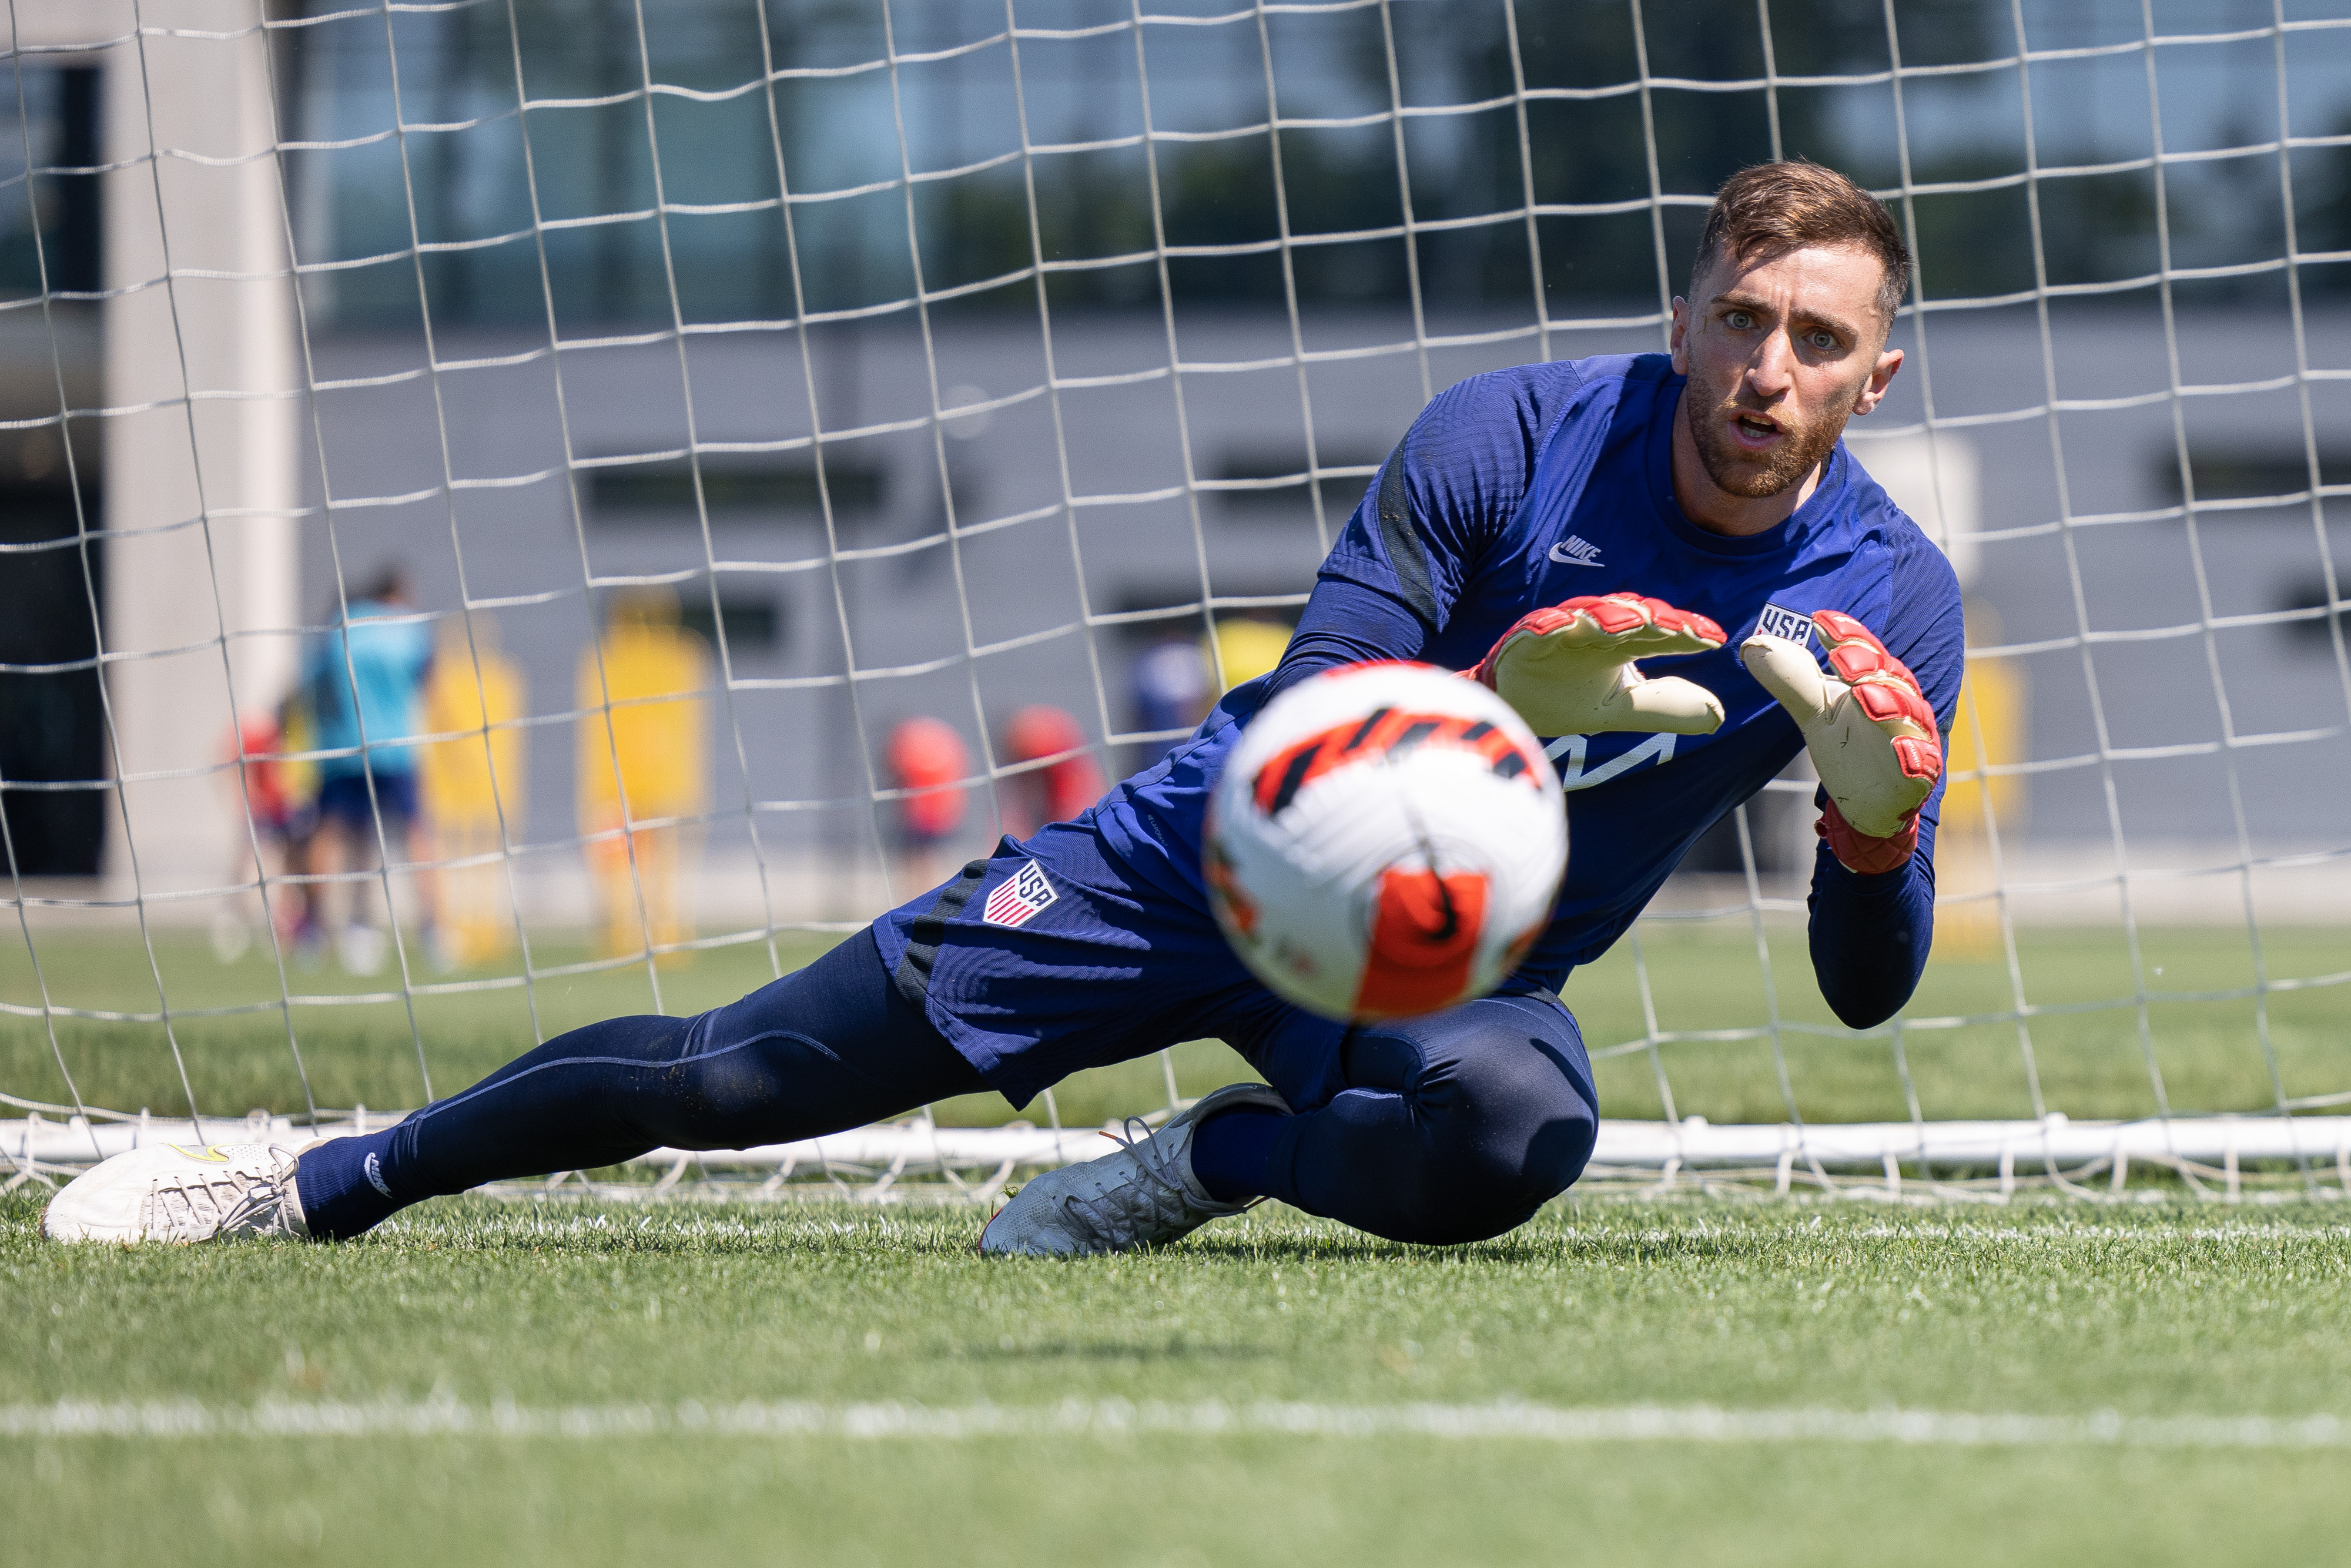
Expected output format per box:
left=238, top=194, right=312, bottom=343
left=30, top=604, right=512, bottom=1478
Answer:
left=1094, top=354, right=1965, bottom=1028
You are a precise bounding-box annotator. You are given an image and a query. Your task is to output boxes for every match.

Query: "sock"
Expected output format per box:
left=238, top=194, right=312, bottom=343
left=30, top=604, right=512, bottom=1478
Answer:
left=294, top=1127, right=407, bottom=1239
left=1188, top=1106, right=1287, bottom=1204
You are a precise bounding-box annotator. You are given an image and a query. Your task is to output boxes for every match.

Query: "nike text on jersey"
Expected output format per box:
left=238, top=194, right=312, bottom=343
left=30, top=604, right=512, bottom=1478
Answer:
left=1548, top=535, right=1604, bottom=567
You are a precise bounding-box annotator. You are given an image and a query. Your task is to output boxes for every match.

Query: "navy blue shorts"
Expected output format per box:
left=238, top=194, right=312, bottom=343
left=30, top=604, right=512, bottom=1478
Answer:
left=870, top=816, right=1569, bottom=1113
left=316, top=770, right=418, bottom=833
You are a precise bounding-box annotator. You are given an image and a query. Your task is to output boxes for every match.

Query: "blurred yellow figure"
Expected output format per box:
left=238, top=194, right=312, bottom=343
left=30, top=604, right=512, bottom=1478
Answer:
left=273, top=691, right=321, bottom=946
left=1935, top=604, right=2028, bottom=960
left=418, top=620, right=527, bottom=967
left=1207, top=616, right=1292, bottom=694
left=578, top=590, right=709, bottom=965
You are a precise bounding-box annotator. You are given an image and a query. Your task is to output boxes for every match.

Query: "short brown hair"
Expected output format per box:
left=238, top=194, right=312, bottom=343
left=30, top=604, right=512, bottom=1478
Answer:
left=1691, top=159, right=1911, bottom=327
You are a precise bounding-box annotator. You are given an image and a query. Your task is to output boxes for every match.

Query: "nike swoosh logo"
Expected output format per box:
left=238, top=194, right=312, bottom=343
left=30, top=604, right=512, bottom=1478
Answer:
left=165, top=1144, right=230, bottom=1161
left=1548, top=544, right=1603, bottom=566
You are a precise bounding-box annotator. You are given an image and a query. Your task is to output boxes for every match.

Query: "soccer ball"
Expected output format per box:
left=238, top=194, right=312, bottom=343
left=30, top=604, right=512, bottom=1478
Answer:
left=1205, top=662, right=1567, bottom=1023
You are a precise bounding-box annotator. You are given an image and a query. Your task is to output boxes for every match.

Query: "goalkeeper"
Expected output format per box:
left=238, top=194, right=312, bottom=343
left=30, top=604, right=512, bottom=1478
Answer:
left=47, top=161, right=1961, bottom=1255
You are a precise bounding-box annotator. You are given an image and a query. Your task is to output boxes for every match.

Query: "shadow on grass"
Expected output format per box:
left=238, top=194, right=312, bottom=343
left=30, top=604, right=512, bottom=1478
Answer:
left=1174, top=1207, right=1830, bottom=1268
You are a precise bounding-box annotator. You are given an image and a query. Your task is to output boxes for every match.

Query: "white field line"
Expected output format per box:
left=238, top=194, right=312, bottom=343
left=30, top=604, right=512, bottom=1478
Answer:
left=3, top=1398, right=2348, bottom=1450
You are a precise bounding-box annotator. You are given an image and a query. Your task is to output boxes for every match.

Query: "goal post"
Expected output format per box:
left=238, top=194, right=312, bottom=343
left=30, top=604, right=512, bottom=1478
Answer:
left=4, top=0, right=2349, bottom=1202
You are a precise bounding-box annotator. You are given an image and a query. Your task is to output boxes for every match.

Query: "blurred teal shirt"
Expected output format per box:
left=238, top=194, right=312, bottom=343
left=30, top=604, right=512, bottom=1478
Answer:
left=306, top=599, right=433, bottom=779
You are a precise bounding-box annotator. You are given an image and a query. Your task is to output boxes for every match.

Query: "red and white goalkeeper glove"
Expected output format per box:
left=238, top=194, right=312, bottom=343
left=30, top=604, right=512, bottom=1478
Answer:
left=1474, top=594, right=1728, bottom=738
left=1740, top=610, right=1943, bottom=876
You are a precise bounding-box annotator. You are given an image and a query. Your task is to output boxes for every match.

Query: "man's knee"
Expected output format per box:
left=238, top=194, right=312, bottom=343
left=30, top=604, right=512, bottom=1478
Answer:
left=1405, top=1013, right=1599, bottom=1241
left=646, top=1017, right=897, bottom=1152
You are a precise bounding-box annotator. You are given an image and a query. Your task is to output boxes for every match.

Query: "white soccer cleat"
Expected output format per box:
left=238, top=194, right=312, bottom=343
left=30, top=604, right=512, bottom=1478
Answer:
left=42, top=1141, right=313, bottom=1244
left=980, top=1081, right=1289, bottom=1258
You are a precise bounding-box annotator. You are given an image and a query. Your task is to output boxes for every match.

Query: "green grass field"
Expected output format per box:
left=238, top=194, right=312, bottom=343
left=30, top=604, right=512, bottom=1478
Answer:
left=5, top=922, right=2346, bottom=1130
left=9, top=1195, right=2351, bottom=1566
left=6, top=926, right=2350, bottom=1563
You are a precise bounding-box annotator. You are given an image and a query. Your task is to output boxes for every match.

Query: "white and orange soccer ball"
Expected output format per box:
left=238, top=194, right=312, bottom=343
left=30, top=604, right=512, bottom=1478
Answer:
left=1205, top=662, right=1567, bottom=1023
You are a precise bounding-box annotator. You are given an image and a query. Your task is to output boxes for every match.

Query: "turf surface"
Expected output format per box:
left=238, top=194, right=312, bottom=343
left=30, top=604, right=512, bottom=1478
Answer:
left=6, top=923, right=2346, bottom=1130
left=9, top=926, right=2349, bottom=1560
left=8, top=1194, right=2351, bottom=1565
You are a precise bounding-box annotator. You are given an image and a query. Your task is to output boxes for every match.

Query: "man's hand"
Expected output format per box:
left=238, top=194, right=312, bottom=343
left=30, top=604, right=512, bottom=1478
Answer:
left=1475, top=594, right=1727, bottom=738
left=1741, top=609, right=1942, bottom=875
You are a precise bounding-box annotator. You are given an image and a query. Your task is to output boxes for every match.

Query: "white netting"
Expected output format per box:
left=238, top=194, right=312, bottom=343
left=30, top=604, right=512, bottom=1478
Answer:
left=2, top=0, right=2348, bottom=1202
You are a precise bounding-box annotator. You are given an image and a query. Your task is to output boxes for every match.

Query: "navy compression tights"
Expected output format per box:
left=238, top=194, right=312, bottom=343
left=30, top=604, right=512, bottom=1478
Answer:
left=296, top=931, right=1599, bottom=1247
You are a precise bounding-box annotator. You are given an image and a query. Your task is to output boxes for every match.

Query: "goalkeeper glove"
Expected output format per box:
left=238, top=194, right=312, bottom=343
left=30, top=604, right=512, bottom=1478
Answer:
left=1474, top=594, right=1727, bottom=738
left=1740, top=609, right=1943, bottom=876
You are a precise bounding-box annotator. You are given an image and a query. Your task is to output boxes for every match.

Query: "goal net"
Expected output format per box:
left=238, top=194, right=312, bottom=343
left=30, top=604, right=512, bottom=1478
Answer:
left=3, top=0, right=2347, bottom=1203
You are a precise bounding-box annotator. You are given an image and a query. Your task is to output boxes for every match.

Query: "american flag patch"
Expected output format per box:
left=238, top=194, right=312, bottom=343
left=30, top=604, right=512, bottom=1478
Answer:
left=981, top=860, right=1059, bottom=928
left=1754, top=602, right=1816, bottom=647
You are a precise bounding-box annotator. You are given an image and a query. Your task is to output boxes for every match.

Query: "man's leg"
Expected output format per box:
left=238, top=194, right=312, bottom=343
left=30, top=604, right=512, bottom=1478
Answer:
left=1201, top=991, right=1599, bottom=1246
left=294, top=928, right=982, bottom=1237
left=979, top=988, right=1597, bottom=1257
left=307, top=800, right=347, bottom=942
left=394, top=790, right=438, bottom=946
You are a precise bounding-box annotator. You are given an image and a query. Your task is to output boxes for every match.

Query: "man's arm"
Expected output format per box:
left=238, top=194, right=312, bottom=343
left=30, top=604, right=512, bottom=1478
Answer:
left=1252, top=370, right=1556, bottom=701
left=1806, top=811, right=1938, bottom=1029
left=1262, top=576, right=1431, bottom=700
left=1787, top=551, right=1965, bottom=1029
left=1292, top=364, right=1577, bottom=656
left=1272, top=364, right=1723, bottom=722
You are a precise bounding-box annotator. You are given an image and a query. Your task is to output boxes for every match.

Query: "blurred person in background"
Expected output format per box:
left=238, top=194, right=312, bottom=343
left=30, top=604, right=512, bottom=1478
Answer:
left=999, top=704, right=1106, bottom=838
left=578, top=588, right=709, bottom=966
left=419, top=615, right=527, bottom=968
left=1130, top=632, right=1209, bottom=767
left=273, top=686, right=323, bottom=959
left=208, top=705, right=298, bottom=963
left=1209, top=615, right=1292, bottom=695
left=1931, top=600, right=2025, bottom=960
left=883, top=715, right=969, bottom=892
left=303, top=566, right=436, bottom=975
left=1127, top=619, right=1290, bottom=772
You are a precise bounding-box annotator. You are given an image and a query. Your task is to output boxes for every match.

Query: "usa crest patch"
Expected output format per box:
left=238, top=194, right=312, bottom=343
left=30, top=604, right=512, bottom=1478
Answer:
left=1754, top=602, right=1816, bottom=647
left=982, top=860, right=1059, bottom=928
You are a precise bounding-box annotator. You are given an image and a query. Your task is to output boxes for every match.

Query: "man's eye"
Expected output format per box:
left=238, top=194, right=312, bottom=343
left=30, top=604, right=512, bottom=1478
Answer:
left=1726, top=310, right=1753, bottom=330
left=1808, top=330, right=1838, bottom=350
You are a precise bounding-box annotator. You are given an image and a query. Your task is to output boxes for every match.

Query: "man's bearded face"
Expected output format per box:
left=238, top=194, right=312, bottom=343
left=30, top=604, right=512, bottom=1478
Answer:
left=1674, top=244, right=1892, bottom=504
